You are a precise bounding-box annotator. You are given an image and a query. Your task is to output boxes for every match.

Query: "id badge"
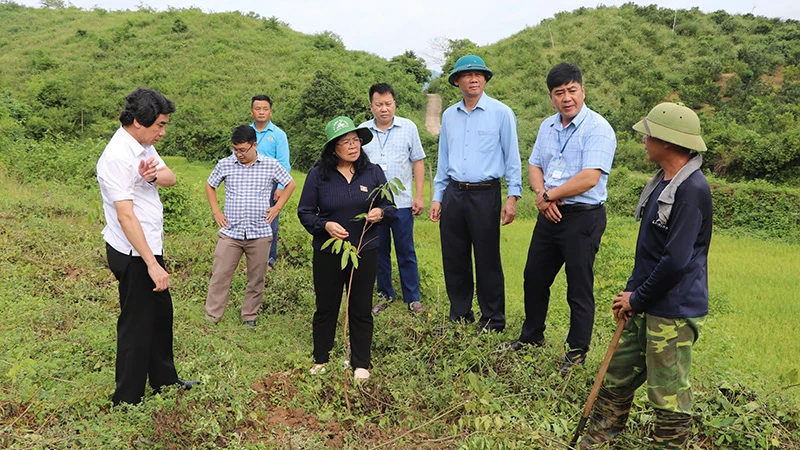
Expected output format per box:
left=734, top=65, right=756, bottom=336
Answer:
left=548, top=158, right=567, bottom=180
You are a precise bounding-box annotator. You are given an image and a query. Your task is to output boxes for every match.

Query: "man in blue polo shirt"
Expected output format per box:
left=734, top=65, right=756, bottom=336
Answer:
left=430, top=55, right=522, bottom=332
left=360, top=83, right=426, bottom=315
left=250, top=94, right=291, bottom=270
left=508, top=63, right=616, bottom=375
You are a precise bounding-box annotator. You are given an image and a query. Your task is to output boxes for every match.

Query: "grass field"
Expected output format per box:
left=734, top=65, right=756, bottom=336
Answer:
left=1, top=156, right=799, bottom=449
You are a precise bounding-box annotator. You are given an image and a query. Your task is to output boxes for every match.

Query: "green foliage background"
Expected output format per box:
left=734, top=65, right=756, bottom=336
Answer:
left=0, top=2, right=431, bottom=171
left=433, top=4, right=800, bottom=184
left=2, top=2, right=800, bottom=448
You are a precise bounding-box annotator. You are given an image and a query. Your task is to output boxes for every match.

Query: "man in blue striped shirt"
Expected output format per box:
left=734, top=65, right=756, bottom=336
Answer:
left=509, top=63, right=616, bottom=376
left=205, top=125, right=296, bottom=327
left=430, top=55, right=522, bottom=332
left=250, top=94, right=291, bottom=270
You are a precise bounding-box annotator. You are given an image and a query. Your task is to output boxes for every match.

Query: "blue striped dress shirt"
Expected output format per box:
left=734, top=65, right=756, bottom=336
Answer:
left=529, top=105, right=616, bottom=205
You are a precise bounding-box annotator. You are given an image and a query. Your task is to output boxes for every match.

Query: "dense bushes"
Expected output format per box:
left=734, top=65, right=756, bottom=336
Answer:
left=607, top=166, right=800, bottom=242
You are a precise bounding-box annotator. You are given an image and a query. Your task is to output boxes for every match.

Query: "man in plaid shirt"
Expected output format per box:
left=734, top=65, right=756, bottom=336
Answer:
left=204, top=125, right=296, bottom=327
left=360, top=83, right=426, bottom=315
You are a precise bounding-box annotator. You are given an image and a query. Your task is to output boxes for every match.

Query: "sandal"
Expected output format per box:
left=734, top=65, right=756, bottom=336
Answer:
left=354, top=368, right=370, bottom=381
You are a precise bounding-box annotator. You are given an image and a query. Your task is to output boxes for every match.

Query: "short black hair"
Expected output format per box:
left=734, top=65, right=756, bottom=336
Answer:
left=231, top=125, right=256, bottom=145
left=251, top=94, right=273, bottom=108
left=119, top=88, right=175, bottom=127
left=369, top=83, right=395, bottom=102
left=546, top=63, right=583, bottom=92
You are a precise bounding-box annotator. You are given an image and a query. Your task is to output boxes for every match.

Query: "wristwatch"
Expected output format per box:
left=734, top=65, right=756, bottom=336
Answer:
left=542, top=190, right=551, bottom=202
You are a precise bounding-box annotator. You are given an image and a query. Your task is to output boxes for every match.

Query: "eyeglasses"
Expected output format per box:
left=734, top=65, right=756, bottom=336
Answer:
left=232, top=143, right=254, bottom=154
left=337, top=137, right=361, bottom=147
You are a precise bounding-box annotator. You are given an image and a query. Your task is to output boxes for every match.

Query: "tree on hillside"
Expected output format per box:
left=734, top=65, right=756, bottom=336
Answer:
left=290, top=70, right=364, bottom=170
left=40, top=0, right=67, bottom=9
left=390, top=51, right=431, bottom=86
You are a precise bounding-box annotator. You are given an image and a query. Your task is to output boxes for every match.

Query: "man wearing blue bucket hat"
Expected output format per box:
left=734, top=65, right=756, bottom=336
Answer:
left=430, top=54, right=522, bottom=332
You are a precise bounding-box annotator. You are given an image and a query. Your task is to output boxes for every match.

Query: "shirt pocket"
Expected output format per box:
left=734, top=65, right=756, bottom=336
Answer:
left=477, top=130, right=498, bottom=153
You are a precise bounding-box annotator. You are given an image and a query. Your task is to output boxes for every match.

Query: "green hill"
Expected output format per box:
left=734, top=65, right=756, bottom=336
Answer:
left=430, top=4, right=800, bottom=183
left=0, top=2, right=431, bottom=170
left=1, top=2, right=799, bottom=180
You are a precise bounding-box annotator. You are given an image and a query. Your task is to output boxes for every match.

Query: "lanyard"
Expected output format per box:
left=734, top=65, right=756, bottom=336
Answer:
left=379, top=127, right=393, bottom=150
left=557, top=123, right=579, bottom=159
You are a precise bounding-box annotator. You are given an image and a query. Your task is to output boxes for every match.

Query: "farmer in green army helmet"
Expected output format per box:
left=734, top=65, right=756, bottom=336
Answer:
left=430, top=54, right=522, bottom=333
left=579, top=102, right=712, bottom=449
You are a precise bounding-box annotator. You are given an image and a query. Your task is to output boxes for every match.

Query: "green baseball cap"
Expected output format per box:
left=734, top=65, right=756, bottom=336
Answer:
left=633, top=102, right=707, bottom=152
left=448, top=54, right=493, bottom=86
left=322, top=116, right=373, bottom=155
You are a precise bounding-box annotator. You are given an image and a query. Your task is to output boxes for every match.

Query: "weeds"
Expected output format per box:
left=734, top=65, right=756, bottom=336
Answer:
left=2, top=160, right=800, bottom=448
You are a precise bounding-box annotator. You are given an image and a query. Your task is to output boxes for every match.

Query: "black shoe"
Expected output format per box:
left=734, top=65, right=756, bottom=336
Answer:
left=506, top=339, right=544, bottom=351
left=177, top=379, right=199, bottom=390
left=560, top=351, right=586, bottom=376
left=243, top=320, right=256, bottom=328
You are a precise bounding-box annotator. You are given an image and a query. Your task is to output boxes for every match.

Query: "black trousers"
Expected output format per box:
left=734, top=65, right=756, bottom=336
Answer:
left=440, top=182, right=505, bottom=331
left=106, top=244, right=179, bottom=405
left=518, top=207, right=606, bottom=352
left=312, top=248, right=377, bottom=369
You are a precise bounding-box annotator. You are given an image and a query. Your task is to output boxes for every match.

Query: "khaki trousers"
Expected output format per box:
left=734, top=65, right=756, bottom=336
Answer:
left=205, top=232, right=272, bottom=322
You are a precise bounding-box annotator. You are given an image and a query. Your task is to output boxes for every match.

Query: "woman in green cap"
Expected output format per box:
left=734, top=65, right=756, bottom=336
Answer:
left=297, top=116, right=395, bottom=381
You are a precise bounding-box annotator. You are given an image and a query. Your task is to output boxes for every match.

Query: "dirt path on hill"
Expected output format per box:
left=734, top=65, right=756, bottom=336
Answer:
left=425, top=93, right=441, bottom=136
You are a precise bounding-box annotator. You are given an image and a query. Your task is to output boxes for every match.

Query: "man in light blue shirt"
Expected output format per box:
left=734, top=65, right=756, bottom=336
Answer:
left=250, top=94, right=291, bottom=270
left=360, top=83, right=426, bottom=314
left=509, top=63, right=616, bottom=376
left=430, top=55, right=522, bottom=332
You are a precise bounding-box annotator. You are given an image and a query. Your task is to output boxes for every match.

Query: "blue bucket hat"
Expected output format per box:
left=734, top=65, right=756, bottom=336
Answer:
left=448, top=54, right=493, bottom=86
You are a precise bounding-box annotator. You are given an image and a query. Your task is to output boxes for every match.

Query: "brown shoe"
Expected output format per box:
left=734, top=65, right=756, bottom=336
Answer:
left=372, top=297, right=393, bottom=314
left=408, top=301, right=423, bottom=314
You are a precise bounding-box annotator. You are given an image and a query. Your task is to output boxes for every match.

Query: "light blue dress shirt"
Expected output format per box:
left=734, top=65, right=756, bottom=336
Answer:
left=529, top=105, right=616, bottom=205
left=360, top=116, right=426, bottom=209
left=433, top=93, right=522, bottom=202
left=251, top=121, right=291, bottom=189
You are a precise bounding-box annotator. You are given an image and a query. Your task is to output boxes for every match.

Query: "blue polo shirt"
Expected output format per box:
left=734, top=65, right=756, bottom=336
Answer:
left=251, top=121, right=291, bottom=189
left=433, top=93, right=522, bottom=202
left=529, top=105, right=616, bottom=205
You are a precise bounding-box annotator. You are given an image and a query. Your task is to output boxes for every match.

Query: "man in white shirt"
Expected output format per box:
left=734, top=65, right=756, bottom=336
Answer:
left=96, top=88, right=196, bottom=405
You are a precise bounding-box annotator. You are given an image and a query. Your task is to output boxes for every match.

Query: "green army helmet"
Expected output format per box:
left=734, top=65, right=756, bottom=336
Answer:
left=448, top=54, right=493, bottom=86
left=322, top=116, right=373, bottom=155
left=633, top=102, right=707, bottom=152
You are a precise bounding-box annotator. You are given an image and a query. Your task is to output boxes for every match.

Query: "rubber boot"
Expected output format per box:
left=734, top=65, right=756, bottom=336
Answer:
left=579, top=387, right=634, bottom=448
left=652, top=410, right=692, bottom=449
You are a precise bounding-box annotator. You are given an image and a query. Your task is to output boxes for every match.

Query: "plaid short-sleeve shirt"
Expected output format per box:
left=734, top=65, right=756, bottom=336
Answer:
left=207, top=154, right=292, bottom=240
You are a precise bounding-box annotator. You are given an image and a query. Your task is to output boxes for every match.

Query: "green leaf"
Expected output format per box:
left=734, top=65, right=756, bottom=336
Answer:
left=322, top=237, right=336, bottom=250
left=340, top=249, right=349, bottom=270
left=333, top=239, right=343, bottom=253
left=351, top=213, right=367, bottom=221
left=349, top=250, right=359, bottom=268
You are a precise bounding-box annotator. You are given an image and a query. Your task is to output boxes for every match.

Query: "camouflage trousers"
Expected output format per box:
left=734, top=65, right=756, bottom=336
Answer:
left=604, top=313, right=705, bottom=414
